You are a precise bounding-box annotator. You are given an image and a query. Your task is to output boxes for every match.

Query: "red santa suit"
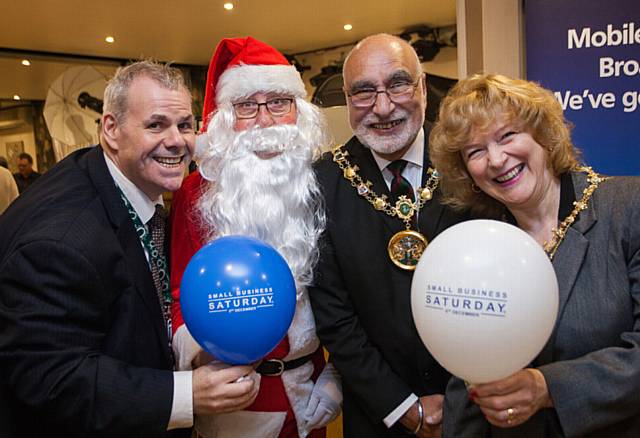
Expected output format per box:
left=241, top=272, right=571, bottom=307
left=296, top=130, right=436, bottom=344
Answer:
left=170, top=170, right=327, bottom=438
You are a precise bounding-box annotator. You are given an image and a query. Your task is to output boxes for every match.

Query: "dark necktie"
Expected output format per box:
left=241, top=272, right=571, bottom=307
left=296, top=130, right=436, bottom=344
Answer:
left=387, top=159, right=415, bottom=203
left=387, top=159, right=417, bottom=228
left=147, top=205, right=171, bottom=334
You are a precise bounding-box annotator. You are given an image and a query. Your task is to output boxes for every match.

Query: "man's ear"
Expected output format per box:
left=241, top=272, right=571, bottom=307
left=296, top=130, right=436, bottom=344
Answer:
left=102, top=113, right=120, bottom=150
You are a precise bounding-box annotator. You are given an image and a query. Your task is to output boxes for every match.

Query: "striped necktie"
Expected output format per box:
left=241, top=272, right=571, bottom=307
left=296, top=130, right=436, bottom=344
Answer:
left=387, top=159, right=415, bottom=203
left=387, top=159, right=417, bottom=228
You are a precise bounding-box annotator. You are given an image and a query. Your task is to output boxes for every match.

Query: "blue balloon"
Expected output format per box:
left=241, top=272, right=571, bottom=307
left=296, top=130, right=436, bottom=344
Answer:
left=180, top=235, right=296, bottom=364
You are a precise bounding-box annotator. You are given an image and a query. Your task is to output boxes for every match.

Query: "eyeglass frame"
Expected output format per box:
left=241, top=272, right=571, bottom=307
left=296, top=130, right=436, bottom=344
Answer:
left=344, top=76, right=423, bottom=108
left=232, top=97, right=295, bottom=119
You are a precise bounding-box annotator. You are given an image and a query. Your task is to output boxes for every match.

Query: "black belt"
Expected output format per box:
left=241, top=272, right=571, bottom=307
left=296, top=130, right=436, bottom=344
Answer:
left=256, top=352, right=315, bottom=376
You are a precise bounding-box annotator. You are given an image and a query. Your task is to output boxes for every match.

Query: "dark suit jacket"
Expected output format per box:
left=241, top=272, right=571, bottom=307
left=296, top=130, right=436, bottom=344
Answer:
left=443, top=171, right=640, bottom=438
left=309, top=130, right=469, bottom=437
left=0, top=146, right=187, bottom=437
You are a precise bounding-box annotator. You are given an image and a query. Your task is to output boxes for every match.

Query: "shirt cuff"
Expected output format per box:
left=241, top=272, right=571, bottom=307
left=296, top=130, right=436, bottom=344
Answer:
left=168, top=370, right=194, bottom=430
left=383, top=393, right=418, bottom=428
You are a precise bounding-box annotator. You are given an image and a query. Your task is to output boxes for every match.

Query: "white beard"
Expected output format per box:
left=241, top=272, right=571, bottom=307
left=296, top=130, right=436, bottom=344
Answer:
left=352, top=106, right=425, bottom=156
left=196, top=122, right=326, bottom=291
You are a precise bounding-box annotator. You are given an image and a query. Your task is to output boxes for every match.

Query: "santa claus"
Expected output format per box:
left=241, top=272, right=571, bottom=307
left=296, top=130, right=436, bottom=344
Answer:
left=169, top=37, right=341, bottom=438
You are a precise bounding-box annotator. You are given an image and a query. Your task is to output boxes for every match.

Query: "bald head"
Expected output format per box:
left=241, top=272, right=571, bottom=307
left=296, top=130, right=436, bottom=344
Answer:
left=342, top=33, right=427, bottom=161
left=344, top=34, right=422, bottom=83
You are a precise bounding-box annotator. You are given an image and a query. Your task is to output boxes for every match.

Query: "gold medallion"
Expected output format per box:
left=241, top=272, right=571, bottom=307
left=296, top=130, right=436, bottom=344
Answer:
left=394, top=195, right=415, bottom=220
left=387, top=230, right=428, bottom=270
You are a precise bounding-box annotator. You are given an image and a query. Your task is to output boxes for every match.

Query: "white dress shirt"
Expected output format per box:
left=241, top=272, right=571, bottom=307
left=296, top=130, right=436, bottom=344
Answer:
left=370, top=129, right=425, bottom=428
left=371, top=128, right=424, bottom=203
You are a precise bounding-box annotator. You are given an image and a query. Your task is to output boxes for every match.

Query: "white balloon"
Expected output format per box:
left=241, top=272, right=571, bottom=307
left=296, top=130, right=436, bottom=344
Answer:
left=411, top=219, right=559, bottom=384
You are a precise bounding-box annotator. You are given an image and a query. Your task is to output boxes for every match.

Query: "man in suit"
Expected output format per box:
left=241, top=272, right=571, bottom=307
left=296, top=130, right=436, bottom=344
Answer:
left=13, top=152, right=41, bottom=193
left=308, top=34, right=468, bottom=437
left=0, top=60, right=259, bottom=437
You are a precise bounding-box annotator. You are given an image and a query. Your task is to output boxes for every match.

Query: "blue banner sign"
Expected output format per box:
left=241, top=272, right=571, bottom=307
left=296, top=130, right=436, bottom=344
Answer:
left=525, top=0, right=639, bottom=175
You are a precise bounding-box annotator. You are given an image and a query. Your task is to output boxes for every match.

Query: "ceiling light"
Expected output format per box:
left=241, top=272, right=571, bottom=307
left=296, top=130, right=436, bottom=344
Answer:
left=21, top=59, right=31, bottom=66
left=223, top=2, right=233, bottom=10
left=344, top=24, right=353, bottom=31
left=13, top=95, right=21, bottom=101
left=105, top=36, right=115, bottom=43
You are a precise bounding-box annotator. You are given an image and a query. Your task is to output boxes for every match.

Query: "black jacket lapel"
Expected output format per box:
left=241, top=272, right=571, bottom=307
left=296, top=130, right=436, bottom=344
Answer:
left=345, top=137, right=406, bottom=235
left=86, top=146, right=172, bottom=365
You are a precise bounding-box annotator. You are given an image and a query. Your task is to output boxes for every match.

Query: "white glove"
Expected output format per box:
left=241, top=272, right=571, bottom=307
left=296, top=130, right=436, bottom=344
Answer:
left=304, top=362, right=342, bottom=431
left=172, top=324, right=202, bottom=370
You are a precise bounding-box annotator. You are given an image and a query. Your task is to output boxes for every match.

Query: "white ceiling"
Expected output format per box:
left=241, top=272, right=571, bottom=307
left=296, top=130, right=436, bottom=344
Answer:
left=1, top=0, right=456, bottom=100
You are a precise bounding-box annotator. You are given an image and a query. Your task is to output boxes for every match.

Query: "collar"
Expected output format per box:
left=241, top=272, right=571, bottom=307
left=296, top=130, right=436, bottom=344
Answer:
left=103, top=151, right=162, bottom=224
left=504, top=171, right=577, bottom=226
left=558, top=171, right=576, bottom=221
left=371, top=128, right=424, bottom=172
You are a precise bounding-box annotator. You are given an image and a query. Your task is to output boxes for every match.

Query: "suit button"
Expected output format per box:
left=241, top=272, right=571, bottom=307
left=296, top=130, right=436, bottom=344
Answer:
left=423, top=372, right=431, bottom=381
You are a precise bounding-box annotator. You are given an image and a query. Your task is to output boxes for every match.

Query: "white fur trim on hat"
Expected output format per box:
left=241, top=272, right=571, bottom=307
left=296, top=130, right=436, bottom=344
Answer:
left=216, top=64, right=307, bottom=104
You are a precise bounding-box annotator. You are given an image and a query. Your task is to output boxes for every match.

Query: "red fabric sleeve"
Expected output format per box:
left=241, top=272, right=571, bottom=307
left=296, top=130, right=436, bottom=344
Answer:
left=169, top=171, right=207, bottom=335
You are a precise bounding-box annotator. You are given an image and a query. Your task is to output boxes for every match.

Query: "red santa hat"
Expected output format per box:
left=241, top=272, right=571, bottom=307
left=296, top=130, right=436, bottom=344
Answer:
left=200, top=36, right=307, bottom=132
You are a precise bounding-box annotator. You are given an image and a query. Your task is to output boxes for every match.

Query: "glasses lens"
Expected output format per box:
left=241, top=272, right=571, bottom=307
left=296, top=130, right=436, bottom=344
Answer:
left=266, top=98, right=292, bottom=116
left=387, top=83, right=416, bottom=103
left=234, top=102, right=258, bottom=118
left=350, top=91, right=376, bottom=107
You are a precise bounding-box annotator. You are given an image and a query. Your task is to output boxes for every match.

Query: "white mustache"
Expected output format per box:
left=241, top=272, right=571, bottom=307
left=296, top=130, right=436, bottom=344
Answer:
left=232, top=124, right=300, bottom=155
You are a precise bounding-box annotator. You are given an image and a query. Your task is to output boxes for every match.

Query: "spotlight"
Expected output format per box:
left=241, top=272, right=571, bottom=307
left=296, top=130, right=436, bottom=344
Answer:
left=78, top=92, right=104, bottom=114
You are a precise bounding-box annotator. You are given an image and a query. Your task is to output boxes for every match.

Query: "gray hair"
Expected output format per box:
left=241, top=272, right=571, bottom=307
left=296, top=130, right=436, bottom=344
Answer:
left=103, top=60, right=191, bottom=123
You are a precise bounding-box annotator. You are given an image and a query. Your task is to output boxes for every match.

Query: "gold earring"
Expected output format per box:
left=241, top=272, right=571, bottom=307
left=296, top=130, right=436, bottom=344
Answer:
left=471, top=182, right=481, bottom=194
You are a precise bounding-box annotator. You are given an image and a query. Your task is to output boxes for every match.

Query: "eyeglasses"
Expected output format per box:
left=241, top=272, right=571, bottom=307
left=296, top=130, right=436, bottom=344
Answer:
left=232, top=98, right=294, bottom=119
left=346, top=79, right=421, bottom=108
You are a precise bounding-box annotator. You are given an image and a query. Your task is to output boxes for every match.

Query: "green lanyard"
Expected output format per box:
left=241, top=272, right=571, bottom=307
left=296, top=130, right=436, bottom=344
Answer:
left=118, top=188, right=172, bottom=338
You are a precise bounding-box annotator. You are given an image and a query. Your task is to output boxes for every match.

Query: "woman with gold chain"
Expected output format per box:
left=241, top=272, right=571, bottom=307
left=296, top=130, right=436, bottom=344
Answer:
left=429, top=73, right=640, bottom=437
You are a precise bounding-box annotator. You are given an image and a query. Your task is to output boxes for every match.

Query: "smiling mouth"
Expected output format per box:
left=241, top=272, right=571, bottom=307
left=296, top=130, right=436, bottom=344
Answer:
left=494, top=164, right=525, bottom=183
left=154, top=156, right=185, bottom=167
left=369, top=119, right=403, bottom=130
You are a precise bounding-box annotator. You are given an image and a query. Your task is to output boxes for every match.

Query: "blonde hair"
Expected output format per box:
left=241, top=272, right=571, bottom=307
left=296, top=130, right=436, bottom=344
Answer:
left=429, top=73, right=580, bottom=217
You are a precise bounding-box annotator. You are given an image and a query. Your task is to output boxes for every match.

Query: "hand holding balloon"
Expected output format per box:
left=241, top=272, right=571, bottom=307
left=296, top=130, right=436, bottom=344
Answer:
left=180, top=236, right=297, bottom=364
left=468, top=368, right=553, bottom=428
left=192, top=362, right=260, bottom=415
